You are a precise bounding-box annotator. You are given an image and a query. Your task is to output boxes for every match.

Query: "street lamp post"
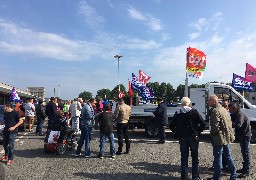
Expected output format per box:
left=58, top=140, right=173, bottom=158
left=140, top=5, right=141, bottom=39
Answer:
left=114, top=54, right=123, bottom=91
left=58, top=85, right=61, bottom=98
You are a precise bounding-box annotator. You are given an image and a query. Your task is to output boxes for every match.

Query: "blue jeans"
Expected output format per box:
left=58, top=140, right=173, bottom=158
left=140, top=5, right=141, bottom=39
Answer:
left=213, top=144, right=237, bottom=180
left=158, top=124, right=166, bottom=141
left=240, top=136, right=250, bottom=173
left=99, top=132, right=115, bottom=157
left=76, top=126, right=92, bottom=156
left=179, top=137, right=200, bottom=180
left=3, top=131, right=17, bottom=160
left=36, top=118, right=45, bottom=134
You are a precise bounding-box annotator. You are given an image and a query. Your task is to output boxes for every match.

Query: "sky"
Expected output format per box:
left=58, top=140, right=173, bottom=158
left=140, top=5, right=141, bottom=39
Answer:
left=1, top=0, right=256, bottom=100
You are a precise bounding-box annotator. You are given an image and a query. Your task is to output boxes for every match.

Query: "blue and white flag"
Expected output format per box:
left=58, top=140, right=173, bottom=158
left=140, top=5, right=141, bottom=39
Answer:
left=232, top=73, right=253, bottom=91
left=140, top=86, right=155, bottom=101
left=10, top=87, right=21, bottom=102
left=131, top=73, right=144, bottom=91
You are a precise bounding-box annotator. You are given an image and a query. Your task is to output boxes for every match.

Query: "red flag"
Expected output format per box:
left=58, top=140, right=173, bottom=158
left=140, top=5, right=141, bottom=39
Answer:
left=186, top=47, right=206, bottom=73
left=128, top=79, right=134, bottom=97
left=245, top=63, right=256, bottom=82
left=118, top=90, right=125, bottom=98
left=139, top=70, right=151, bottom=85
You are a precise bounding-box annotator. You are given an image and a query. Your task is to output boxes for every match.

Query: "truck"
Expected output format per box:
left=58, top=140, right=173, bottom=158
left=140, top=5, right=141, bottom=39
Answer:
left=129, top=83, right=256, bottom=142
left=245, top=92, right=256, bottom=105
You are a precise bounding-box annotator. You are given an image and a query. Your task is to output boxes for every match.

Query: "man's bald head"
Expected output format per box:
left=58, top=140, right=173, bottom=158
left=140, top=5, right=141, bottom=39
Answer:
left=208, top=95, right=218, bottom=107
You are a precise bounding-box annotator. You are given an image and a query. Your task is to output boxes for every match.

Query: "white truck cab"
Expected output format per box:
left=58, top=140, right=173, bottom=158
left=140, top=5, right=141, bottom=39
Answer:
left=190, top=82, right=256, bottom=141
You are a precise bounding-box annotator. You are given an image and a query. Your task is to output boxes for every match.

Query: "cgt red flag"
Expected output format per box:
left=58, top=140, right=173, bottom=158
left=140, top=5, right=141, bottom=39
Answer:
left=118, top=90, right=126, bottom=98
left=245, top=63, right=256, bottom=82
left=128, top=79, right=134, bottom=97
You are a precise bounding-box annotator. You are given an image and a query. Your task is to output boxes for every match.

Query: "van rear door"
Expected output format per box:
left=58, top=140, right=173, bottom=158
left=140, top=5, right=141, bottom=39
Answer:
left=189, top=88, right=209, bottom=129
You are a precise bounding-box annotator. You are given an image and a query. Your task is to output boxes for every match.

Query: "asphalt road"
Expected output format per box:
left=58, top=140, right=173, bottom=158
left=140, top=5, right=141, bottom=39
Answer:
left=0, top=127, right=256, bottom=180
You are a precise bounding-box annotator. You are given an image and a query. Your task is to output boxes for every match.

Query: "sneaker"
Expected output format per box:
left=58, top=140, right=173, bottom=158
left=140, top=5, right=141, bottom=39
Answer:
left=110, top=156, right=115, bottom=159
left=6, top=160, right=13, bottom=165
left=75, top=153, right=81, bottom=157
left=238, top=173, right=249, bottom=178
left=236, top=169, right=244, bottom=173
left=99, top=156, right=104, bottom=159
left=125, top=150, right=130, bottom=154
left=156, top=140, right=165, bottom=144
left=116, top=151, right=122, bottom=155
left=0, top=156, right=8, bottom=162
left=84, top=155, right=90, bottom=158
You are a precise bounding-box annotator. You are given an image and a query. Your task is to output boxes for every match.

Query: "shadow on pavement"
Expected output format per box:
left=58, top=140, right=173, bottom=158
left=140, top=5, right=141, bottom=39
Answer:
left=73, top=172, right=180, bottom=180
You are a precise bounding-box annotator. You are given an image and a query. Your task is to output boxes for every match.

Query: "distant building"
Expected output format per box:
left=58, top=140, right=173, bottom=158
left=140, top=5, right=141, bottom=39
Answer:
left=27, top=87, right=45, bottom=99
left=0, top=82, right=33, bottom=104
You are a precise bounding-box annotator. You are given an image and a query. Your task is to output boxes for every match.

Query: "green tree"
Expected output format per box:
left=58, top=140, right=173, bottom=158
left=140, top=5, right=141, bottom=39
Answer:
left=166, top=83, right=175, bottom=103
left=175, top=84, right=185, bottom=102
left=78, top=91, right=93, bottom=101
left=96, top=88, right=111, bottom=99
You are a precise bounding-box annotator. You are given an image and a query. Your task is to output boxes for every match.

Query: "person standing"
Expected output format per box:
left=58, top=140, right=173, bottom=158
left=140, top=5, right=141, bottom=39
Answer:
left=207, top=95, right=237, bottom=180
left=153, top=97, right=168, bottom=144
left=97, top=104, right=116, bottom=159
left=69, top=98, right=82, bottom=133
left=24, top=98, right=35, bottom=132
left=45, top=97, right=58, bottom=129
left=228, top=102, right=251, bottom=178
left=35, top=100, right=46, bottom=136
left=170, top=97, right=205, bottom=180
left=0, top=103, right=23, bottom=165
left=114, top=98, right=131, bottom=155
left=75, top=98, right=96, bottom=158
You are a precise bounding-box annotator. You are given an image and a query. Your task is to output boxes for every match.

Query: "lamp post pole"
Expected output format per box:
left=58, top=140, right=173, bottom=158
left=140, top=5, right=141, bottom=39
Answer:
left=114, top=55, right=123, bottom=91
left=58, top=85, right=61, bottom=98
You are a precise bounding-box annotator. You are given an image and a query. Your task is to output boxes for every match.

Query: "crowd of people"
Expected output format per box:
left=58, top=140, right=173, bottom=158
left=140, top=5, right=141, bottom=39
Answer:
left=0, top=94, right=252, bottom=180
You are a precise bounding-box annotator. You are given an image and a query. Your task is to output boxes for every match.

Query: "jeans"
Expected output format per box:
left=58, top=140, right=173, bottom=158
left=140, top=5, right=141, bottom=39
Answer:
left=76, top=126, right=92, bottom=156
left=36, top=118, right=45, bottom=134
left=179, top=137, right=200, bottom=180
left=213, top=144, right=237, bottom=180
left=3, top=131, right=17, bottom=160
left=158, top=124, right=166, bottom=141
left=71, top=116, right=80, bottom=133
left=99, top=132, right=115, bottom=157
left=117, top=123, right=130, bottom=152
left=240, top=136, right=250, bottom=173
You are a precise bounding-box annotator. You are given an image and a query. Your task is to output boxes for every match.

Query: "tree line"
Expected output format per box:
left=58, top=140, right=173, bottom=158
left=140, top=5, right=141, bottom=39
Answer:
left=78, top=82, right=256, bottom=103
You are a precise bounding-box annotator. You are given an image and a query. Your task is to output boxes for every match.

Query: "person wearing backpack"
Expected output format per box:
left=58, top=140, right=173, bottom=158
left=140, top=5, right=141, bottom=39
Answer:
left=170, top=97, right=205, bottom=180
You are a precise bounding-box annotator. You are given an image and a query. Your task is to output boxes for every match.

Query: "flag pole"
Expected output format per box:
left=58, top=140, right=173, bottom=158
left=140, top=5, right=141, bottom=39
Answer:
left=184, top=47, right=189, bottom=97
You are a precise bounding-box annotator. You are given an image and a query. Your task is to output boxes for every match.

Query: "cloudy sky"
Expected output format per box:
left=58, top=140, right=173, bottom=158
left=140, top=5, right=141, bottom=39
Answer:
left=1, top=0, right=256, bottom=99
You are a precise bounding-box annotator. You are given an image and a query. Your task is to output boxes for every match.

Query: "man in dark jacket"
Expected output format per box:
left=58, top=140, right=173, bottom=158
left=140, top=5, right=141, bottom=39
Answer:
left=97, top=104, right=115, bottom=159
left=153, top=97, right=168, bottom=144
left=45, top=97, right=57, bottom=128
left=35, top=100, right=46, bottom=136
left=229, top=102, right=251, bottom=178
left=170, top=97, right=205, bottom=180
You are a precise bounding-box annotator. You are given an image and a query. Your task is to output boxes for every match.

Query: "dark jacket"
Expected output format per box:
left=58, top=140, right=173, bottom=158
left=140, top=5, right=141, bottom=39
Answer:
left=98, top=111, right=115, bottom=134
left=153, top=102, right=168, bottom=125
left=231, top=109, right=251, bottom=140
left=170, top=107, right=206, bottom=139
left=36, top=104, right=46, bottom=120
left=45, top=101, right=57, bottom=119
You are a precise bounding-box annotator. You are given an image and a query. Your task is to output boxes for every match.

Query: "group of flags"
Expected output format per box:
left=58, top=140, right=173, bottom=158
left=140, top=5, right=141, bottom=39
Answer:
left=232, top=63, right=256, bottom=91
left=118, top=70, right=155, bottom=101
